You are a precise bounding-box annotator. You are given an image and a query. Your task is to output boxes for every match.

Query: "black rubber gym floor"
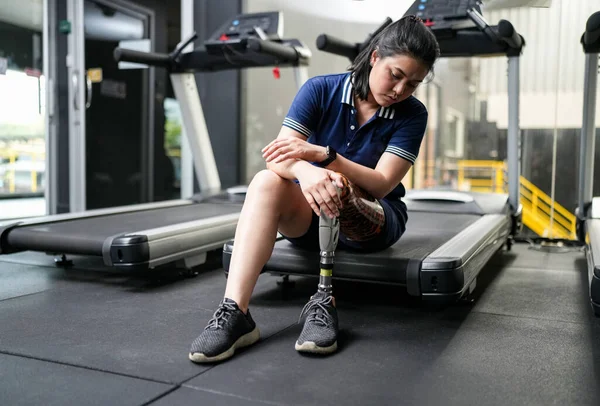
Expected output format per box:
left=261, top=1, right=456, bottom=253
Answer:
left=1, top=242, right=599, bottom=405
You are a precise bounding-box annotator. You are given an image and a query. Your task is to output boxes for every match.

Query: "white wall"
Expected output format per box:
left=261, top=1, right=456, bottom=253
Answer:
left=478, top=0, right=600, bottom=129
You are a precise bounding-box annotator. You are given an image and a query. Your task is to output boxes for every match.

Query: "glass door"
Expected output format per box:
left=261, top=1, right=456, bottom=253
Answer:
left=67, top=0, right=154, bottom=211
left=0, top=0, right=49, bottom=220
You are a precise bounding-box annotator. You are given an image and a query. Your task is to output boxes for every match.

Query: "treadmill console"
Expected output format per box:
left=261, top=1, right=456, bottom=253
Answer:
left=205, top=11, right=284, bottom=53
left=405, top=0, right=482, bottom=29
left=592, top=197, right=600, bottom=219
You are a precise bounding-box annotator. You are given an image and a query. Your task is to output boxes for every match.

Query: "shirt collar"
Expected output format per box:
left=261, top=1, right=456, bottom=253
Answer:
left=340, top=74, right=395, bottom=119
left=340, top=74, right=355, bottom=107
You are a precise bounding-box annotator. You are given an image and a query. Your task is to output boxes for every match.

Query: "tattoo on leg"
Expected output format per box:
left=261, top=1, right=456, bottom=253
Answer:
left=337, top=174, right=385, bottom=242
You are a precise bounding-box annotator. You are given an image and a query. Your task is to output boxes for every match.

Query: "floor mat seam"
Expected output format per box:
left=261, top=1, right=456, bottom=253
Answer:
left=141, top=385, right=181, bottom=406
left=501, top=265, right=586, bottom=273
left=0, top=290, right=51, bottom=303
left=471, top=309, right=592, bottom=325
left=0, top=258, right=65, bottom=267
left=180, top=386, right=289, bottom=406
left=0, top=349, right=177, bottom=385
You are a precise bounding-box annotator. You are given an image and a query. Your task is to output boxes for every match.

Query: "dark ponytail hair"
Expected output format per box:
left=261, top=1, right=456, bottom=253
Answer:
left=350, top=15, right=440, bottom=101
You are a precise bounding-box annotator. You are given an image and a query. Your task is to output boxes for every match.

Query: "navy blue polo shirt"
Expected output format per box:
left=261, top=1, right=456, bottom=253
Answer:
left=282, top=72, right=428, bottom=216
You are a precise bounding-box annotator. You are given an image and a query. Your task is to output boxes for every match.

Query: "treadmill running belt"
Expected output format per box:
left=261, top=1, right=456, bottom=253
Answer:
left=255, top=211, right=482, bottom=284
left=6, top=203, right=240, bottom=255
left=388, top=211, right=481, bottom=259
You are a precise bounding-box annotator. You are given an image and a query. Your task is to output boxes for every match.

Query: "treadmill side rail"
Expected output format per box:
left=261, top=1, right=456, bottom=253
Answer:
left=420, top=214, right=510, bottom=301
left=405, top=190, right=475, bottom=203
left=106, top=213, right=240, bottom=270
left=0, top=222, right=22, bottom=254
left=587, top=219, right=600, bottom=315
left=424, top=214, right=509, bottom=266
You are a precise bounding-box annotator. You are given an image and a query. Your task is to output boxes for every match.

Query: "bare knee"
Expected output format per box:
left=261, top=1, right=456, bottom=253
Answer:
left=246, top=170, right=296, bottom=206
left=248, top=169, right=287, bottom=192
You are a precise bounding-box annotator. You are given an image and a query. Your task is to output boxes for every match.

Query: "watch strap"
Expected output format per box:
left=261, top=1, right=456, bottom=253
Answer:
left=317, top=146, right=336, bottom=167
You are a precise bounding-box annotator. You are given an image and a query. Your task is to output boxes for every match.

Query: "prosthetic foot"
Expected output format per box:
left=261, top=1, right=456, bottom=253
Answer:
left=295, top=209, right=340, bottom=354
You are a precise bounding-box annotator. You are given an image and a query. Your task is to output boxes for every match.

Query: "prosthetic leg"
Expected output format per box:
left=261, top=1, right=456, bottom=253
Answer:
left=318, top=209, right=340, bottom=296
left=316, top=174, right=386, bottom=295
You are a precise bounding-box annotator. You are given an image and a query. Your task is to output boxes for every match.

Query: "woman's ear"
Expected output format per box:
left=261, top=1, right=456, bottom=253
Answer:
left=370, top=49, right=379, bottom=67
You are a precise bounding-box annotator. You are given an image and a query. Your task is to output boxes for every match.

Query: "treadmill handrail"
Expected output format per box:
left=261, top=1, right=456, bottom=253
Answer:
left=497, top=20, right=523, bottom=50
left=114, top=39, right=309, bottom=73
left=113, top=48, right=172, bottom=67
left=316, top=16, right=525, bottom=62
left=434, top=16, right=524, bottom=56
left=316, top=17, right=392, bottom=62
left=582, top=11, right=600, bottom=53
left=316, top=34, right=359, bottom=61
left=114, top=31, right=197, bottom=68
left=246, top=38, right=301, bottom=62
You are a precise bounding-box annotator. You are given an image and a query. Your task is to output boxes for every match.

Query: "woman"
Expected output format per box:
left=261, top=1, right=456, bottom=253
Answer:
left=189, top=15, right=440, bottom=363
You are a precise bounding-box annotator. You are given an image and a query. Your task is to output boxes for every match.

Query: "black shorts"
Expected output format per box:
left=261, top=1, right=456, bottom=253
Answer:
left=282, top=199, right=407, bottom=253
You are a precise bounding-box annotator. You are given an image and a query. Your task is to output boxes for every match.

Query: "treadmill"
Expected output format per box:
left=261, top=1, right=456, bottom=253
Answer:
left=222, top=1, right=525, bottom=303
left=575, top=11, right=600, bottom=316
left=0, top=12, right=311, bottom=272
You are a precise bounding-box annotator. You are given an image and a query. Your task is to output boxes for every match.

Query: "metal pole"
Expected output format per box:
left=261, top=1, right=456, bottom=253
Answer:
left=180, top=0, right=195, bottom=198
left=435, top=83, right=443, bottom=185
left=578, top=52, right=598, bottom=218
left=67, top=0, right=86, bottom=212
left=507, top=56, right=520, bottom=213
left=293, top=66, right=309, bottom=90
left=171, top=73, right=222, bottom=193
left=43, top=0, right=57, bottom=214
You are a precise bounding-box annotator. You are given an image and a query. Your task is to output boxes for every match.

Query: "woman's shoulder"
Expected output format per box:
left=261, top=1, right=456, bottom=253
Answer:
left=306, top=72, right=351, bottom=89
left=394, top=95, right=428, bottom=117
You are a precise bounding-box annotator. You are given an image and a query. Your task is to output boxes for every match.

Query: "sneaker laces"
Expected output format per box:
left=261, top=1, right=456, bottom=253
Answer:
left=205, top=301, right=237, bottom=330
left=298, top=295, right=334, bottom=327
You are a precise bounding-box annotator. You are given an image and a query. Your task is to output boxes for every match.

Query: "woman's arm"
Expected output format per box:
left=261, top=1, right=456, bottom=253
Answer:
left=325, top=152, right=412, bottom=199
left=264, top=126, right=325, bottom=181
left=264, top=127, right=344, bottom=218
left=263, top=126, right=412, bottom=200
left=325, top=112, right=427, bottom=199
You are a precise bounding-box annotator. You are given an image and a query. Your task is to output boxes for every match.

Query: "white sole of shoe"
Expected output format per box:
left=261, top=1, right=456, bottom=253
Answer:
left=189, top=326, right=260, bottom=363
left=295, top=340, right=338, bottom=354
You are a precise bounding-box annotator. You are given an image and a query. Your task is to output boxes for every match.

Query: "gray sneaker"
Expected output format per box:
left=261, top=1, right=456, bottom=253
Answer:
left=189, top=298, right=260, bottom=363
left=295, top=291, right=339, bottom=354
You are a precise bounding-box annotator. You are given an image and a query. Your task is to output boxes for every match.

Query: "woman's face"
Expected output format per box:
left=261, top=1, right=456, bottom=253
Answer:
left=368, top=50, right=429, bottom=107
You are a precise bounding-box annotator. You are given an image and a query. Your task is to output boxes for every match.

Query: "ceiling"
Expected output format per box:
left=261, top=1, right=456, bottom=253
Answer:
left=283, top=0, right=551, bottom=22
left=484, top=0, right=552, bottom=8
left=0, top=0, right=43, bottom=31
left=0, top=0, right=552, bottom=33
left=283, top=0, right=413, bottom=23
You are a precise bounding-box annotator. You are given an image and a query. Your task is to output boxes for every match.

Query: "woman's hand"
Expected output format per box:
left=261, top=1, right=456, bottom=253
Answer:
left=296, top=166, right=344, bottom=218
left=262, top=137, right=326, bottom=164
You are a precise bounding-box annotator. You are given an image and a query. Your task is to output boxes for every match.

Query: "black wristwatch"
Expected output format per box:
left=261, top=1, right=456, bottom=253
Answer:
left=317, top=146, right=337, bottom=167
